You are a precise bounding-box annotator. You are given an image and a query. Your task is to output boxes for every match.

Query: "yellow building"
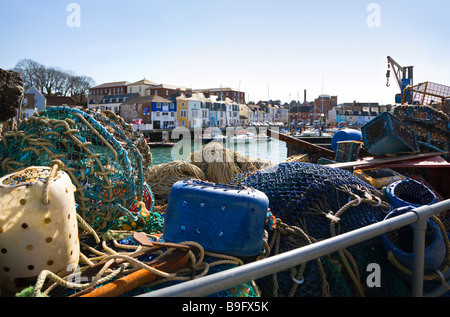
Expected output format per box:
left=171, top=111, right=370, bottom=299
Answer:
left=176, top=94, right=190, bottom=128
left=127, top=79, right=157, bottom=95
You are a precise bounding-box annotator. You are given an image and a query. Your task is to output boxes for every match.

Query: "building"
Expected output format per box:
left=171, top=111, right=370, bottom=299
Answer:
left=127, top=79, right=157, bottom=95
left=89, top=93, right=140, bottom=115
left=206, top=95, right=225, bottom=128
left=334, top=102, right=390, bottom=126
left=20, top=87, right=47, bottom=118
left=314, top=95, right=338, bottom=121
left=239, top=104, right=252, bottom=126
left=89, top=81, right=130, bottom=96
left=146, top=84, right=188, bottom=98
left=290, top=104, right=324, bottom=125
left=120, top=95, right=154, bottom=131
left=176, top=94, right=190, bottom=128
left=149, top=95, right=176, bottom=130
left=46, top=96, right=78, bottom=108
left=195, top=87, right=245, bottom=104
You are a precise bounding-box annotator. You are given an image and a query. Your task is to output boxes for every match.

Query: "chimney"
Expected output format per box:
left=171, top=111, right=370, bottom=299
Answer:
left=304, top=89, right=307, bottom=107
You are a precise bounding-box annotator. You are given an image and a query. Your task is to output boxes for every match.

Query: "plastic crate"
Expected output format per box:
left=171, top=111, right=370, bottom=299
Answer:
left=163, top=180, right=269, bottom=257
left=335, top=141, right=363, bottom=162
left=353, top=167, right=405, bottom=189
left=361, top=112, right=419, bottom=157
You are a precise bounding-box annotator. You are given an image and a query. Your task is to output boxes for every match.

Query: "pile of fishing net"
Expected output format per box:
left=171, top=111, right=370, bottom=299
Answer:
left=393, top=104, right=450, bottom=155
left=190, top=142, right=274, bottom=184
left=233, top=162, right=412, bottom=297
left=0, top=107, right=159, bottom=232
left=146, top=161, right=206, bottom=205
left=145, top=142, right=274, bottom=205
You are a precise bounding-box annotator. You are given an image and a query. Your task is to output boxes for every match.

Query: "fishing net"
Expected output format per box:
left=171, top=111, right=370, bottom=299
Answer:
left=0, top=69, right=24, bottom=122
left=233, top=162, right=411, bottom=297
left=393, top=104, right=450, bottom=155
left=146, top=161, right=206, bottom=205
left=0, top=106, right=155, bottom=232
left=190, top=142, right=273, bottom=185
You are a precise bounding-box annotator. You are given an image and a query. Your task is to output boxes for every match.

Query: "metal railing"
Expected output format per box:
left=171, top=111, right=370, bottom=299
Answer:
left=137, top=199, right=450, bottom=298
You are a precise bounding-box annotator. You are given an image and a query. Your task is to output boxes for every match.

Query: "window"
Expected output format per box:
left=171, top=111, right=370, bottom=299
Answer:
left=143, top=107, right=150, bottom=116
left=156, top=112, right=161, bottom=117
left=180, top=110, right=187, bottom=118
left=171, top=112, right=175, bottom=117
left=170, top=103, right=174, bottom=109
left=166, top=90, right=169, bottom=96
left=181, top=120, right=185, bottom=126
left=182, top=102, right=186, bottom=107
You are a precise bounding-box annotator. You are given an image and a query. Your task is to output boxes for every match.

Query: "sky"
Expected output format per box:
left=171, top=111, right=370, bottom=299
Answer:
left=1, top=0, right=449, bottom=105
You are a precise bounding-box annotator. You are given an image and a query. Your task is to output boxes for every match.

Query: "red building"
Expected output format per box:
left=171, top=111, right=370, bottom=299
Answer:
left=314, top=95, right=338, bottom=116
left=89, top=81, right=130, bottom=96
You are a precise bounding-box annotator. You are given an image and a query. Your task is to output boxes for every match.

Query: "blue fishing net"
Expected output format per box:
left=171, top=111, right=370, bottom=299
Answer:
left=232, top=162, right=410, bottom=297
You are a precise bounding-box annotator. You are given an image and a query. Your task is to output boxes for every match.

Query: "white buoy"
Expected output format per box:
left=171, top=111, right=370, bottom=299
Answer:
left=0, top=164, right=79, bottom=295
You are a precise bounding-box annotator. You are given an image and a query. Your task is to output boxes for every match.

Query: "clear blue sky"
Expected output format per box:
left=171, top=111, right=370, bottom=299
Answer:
left=1, top=0, right=449, bottom=105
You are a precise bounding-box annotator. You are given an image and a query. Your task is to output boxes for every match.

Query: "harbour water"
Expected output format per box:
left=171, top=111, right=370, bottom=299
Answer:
left=150, top=138, right=288, bottom=166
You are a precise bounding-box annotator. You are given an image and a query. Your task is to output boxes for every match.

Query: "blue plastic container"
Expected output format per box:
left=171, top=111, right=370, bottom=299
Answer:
left=361, top=112, right=419, bottom=157
left=385, top=179, right=438, bottom=209
left=381, top=206, right=446, bottom=272
left=331, top=129, right=362, bottom=152
left=163, top=180, right=269, bottom=257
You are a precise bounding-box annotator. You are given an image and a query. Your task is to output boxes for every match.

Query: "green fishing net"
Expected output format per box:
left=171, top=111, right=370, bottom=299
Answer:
left=0, top=106, right=154, bottom=232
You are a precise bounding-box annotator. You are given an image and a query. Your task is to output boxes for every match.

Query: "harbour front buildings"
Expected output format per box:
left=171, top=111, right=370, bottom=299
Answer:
left=87, top=79, right=393, bottom=132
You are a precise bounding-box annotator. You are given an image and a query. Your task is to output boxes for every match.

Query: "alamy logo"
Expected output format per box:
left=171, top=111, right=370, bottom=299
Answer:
left=366, top=263, right=381, bottom=288
left=366, top=3, right=381, bottom=28
left=66, top=3, right=81, bottom=28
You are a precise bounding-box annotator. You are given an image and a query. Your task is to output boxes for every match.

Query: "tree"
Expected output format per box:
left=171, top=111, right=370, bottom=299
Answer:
left=13, top=59, right=95, bottom=98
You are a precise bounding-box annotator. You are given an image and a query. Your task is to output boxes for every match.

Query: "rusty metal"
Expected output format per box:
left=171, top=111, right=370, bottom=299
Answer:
left=73, top=248, right=189, bottom=297
left=268, top=129, right=335, bottom=158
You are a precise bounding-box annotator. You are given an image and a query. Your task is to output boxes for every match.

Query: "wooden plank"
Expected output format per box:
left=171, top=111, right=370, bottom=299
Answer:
left=328, top=152, right=448, bottom=169
left=268, top=129, right=335, bottom=158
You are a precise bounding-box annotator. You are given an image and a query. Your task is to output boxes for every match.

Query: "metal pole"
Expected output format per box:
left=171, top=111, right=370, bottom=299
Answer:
left=138, top=199, right=450, bottom=297
left=411, top=218, right=427, bottom=297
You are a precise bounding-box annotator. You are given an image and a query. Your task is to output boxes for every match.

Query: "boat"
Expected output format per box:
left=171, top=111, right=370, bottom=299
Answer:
left=202, top=128, right=227, bottom=143
left=255, top=134, right=271, bottom=142
left=230, top=133, right=254, bottom=144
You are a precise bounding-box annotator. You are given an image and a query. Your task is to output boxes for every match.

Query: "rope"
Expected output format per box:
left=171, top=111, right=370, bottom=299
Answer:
left=28, top=227, right=246, bottom=297
left=387, top=215, right=450, bottom=288
left=307, top=189, right=391, bottom=297
left=189, top=142, right=273, bottom=185
left=267, top=218, right=331, bottom=297
left=146, top=161, right=206, bottom=204
left=42, top=160, right=64, bottom=205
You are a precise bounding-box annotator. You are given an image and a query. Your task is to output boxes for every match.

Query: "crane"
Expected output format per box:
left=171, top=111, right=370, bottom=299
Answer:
left=386, top=56, right=414, bottom=104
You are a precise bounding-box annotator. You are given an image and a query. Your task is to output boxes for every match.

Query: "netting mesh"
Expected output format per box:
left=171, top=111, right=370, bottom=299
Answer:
left=393, top=104, right=450, bottom=155
left=408, top=82, right=450, bottom=108
left=232, top=162, right=411, bottom=297
left=0, top=107, right=154, bottom=232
